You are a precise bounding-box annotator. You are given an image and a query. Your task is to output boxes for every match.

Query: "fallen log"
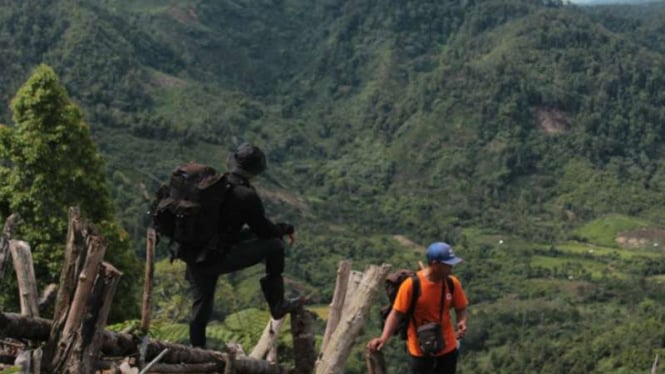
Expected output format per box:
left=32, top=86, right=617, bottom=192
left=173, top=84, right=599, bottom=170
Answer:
left=0, top=312, right=287, bottom=373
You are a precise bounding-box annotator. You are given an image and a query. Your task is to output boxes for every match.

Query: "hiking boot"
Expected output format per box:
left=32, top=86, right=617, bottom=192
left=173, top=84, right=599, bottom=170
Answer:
left=269, top=297, right=304, bottom=319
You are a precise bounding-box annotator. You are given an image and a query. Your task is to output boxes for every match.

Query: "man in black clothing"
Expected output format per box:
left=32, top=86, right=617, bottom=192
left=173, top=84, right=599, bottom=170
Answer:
left=184, top=143, right=299, bottom=348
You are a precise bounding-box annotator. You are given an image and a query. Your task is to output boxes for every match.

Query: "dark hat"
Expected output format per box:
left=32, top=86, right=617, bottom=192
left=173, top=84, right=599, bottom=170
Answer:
left=426, top=242, right=462, bottom=266
left=230, top=143, right=267, bottom=175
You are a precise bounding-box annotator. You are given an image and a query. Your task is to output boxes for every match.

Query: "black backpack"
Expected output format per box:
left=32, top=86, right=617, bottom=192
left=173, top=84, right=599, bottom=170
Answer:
left=380, top=269, right=455, bottom=340
left=151, top=162, right=241, bottom=258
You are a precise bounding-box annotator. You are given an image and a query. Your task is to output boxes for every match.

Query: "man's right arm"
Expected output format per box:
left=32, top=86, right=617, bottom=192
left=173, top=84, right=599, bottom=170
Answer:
left=243, top=191, right=294, bottom=239
left=368, top=309, right=405, bottom=352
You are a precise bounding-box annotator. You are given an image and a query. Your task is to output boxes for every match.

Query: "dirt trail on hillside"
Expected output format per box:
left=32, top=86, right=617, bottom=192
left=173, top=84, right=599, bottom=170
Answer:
left=393, top=235, right=425, bottom=253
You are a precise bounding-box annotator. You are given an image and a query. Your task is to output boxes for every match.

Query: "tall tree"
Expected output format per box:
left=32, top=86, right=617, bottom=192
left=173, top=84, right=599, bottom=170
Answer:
left=0, top=64, right=140, bottom=321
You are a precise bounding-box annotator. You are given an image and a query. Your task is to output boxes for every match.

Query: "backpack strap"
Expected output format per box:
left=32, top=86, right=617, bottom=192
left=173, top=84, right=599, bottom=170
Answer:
left=409, top=276, right=454, bottom=329
left=436, top=277, right=449, bottom=322
left=438, top=276, right=456, bottom=320
left=407, top=274, right=420, bottom=335
left=446, top=276, right=455, bottom=296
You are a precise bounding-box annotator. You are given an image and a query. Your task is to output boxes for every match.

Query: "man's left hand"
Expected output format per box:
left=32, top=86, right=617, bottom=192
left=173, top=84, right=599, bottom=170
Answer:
left=456, top=321, right=467, bottom=339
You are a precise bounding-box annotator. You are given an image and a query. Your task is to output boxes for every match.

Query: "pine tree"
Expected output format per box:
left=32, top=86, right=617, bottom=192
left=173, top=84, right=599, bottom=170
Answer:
left=0, top=64, right=140, bottom=321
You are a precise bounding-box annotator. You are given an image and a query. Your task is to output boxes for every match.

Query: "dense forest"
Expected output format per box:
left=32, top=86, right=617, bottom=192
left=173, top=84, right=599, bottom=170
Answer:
left=1, top=0, right=665, bottom=372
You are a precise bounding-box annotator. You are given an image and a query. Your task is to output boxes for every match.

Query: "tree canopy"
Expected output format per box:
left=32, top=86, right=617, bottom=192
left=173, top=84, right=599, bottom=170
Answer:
left=0, top=64, right=141, bottom=321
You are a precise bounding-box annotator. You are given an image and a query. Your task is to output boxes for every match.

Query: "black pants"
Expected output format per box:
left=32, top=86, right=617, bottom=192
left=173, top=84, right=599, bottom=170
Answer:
left=186, top=237, right=285, bottom=347
left=410, top=350, right=458, bottom=374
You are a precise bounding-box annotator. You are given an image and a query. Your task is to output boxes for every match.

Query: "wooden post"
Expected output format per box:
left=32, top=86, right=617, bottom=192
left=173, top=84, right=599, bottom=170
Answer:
left=320, top=260, right=351, bottom=353
left=51, top=232, right=107, bottom=373
left=0, top=213, right=20, bottom=282
left=365, top=349, right=386, bottom=374
left=341, top=270, right=363, bottom=313
left=250, top=318, right=285, bottom=362
left=60, top=235, right=106, bottom=339
left=78, top=262, right=122, bottom=373
left=315, top=264, right=391, bottom=374
left=9, top=240, right=39, bottom=317
left=42, top=208, right=85, bottom=371
left=291, top=307, right=316, bottom=374
left=0, top=233, right=7, bottom=283
left=38, top=284, right=58, bottom=314
left=141, top=227, right=156, bottom=334
left=652, top=353, right=659, bottom=374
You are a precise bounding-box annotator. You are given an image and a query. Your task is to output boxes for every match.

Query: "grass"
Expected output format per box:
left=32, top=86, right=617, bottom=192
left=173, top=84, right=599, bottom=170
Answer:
left=573, top=213, right=653, bottom=247
left=530, top=255, right=626, bottom=280
left=309, top=304, right=330, bottom=320
left=556, top=242, right=662, bottom=259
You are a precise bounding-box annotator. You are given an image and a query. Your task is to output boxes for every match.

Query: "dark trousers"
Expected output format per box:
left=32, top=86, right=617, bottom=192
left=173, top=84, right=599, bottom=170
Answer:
left=410, top=350, right=458, bottom=374
left=186, top=238, right=285, bottom=347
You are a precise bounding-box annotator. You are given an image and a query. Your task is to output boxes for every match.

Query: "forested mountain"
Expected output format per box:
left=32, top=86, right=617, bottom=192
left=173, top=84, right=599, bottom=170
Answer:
left=1, top=0, right=665, bottom=372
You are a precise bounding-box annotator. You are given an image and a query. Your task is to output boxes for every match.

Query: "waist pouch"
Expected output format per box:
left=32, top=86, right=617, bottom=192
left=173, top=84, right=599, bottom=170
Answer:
left=416, top=322, right=444, bottom=356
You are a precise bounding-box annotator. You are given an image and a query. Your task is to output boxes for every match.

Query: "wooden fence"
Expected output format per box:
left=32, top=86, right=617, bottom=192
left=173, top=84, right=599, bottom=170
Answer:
left=0, top=207, right=390, bottom=374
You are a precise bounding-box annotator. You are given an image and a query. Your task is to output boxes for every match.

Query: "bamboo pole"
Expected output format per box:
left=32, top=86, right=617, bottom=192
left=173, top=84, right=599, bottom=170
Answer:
left=320, top=260, right=351, bottom=353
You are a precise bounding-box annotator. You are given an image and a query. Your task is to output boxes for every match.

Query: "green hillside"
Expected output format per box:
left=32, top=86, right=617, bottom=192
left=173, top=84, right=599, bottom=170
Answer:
left=2, top=0, right=665, bottom=372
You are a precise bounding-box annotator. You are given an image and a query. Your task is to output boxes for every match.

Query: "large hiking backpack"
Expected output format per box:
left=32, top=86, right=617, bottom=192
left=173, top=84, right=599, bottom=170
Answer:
left=152, top=162, right=235, bottom=254
left=380, top=269, right=455, bottom=340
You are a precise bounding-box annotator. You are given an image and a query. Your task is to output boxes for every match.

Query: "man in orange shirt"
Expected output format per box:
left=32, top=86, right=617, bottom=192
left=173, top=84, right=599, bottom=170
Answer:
left=368, top=242, right=468, bottom=374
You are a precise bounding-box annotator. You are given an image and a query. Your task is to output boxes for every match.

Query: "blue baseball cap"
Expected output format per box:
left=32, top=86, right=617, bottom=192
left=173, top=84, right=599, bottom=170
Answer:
left=426, top=242, right=463, bottom=266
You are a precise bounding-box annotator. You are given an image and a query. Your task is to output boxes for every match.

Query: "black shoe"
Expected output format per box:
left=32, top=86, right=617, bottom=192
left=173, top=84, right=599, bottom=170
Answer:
left=270, top=297, right=303, bottom=319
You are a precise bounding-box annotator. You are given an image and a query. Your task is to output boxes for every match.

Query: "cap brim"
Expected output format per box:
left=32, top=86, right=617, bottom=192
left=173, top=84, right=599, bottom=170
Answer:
left=441, top=257, right=463, bottom=266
